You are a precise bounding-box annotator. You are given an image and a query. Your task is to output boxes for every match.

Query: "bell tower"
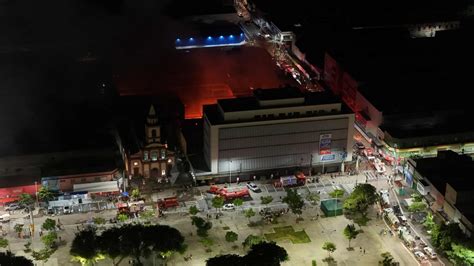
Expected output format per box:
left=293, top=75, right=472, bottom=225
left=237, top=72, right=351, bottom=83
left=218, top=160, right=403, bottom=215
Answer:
left=145, top=105, right=160, bottom=144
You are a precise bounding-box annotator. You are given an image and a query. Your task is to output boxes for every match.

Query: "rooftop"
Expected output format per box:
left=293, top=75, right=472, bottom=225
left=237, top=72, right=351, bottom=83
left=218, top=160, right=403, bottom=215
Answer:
left=216, top=88, right=340, bottom=113
left=415, top=151, right=474, bottom=194
left=327, top=26, right=474, bottom=115
left=205, top=88, right=349, bottom=125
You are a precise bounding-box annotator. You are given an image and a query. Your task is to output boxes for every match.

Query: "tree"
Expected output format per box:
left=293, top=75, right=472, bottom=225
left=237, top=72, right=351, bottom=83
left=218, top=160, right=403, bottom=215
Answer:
left=189, top=206, right=199, bottom=216
left=93, top=217, right=106, bottom=225
left=38, top=187, right=54, bottom=202
left=99, top=227, right=124, bottom=266
left=306, top=192, right=320, bottom=205
left=431, top=222, right=464, bottom=251
left=329, top=189, right=344, bottom=198
left=191, top=216, right=212, bottom=237
left=408, top=202, right=426, bottom=212
left=233, top=198, right=244, bottom=210
left=282, top=189, right=304, bottom=217
left=70, top=228, right=104, bottom=266
left=32, top=248, right=55, bottom=264
left=343, top=184, right=377, bottom=224
left=343, top=224, right=360, bottom=249
left=446, top=243, right=474, bottom=265
left=131, top=188, right=140, bottom=200
left=322, top=242, right=336, bottom=258
left=242, top=235, right=264, bottom=248
left=14, top=224, right=24, bottom=238
left=42, top=218, right=56, bottom=231
left=244, top=242, right=288, bottom=265
left=117, top=213, right=129, bottom=223
left=0, top=251, right=33, bottom=266
left=244, top=208, right=256, bottom=222
left=260, top=196, right=274, bottom=205
left=41, top=231, right=58, bottom=248
left=207, top=254, right=244, bottom=266
left=99, top=224, right=184, bottom=266
left=18, top=193, right=34, bottom=207
left=139, top=210, right=155, bottom=221
left=211, top=196, right=225, bottom=213
left=379, top=252, right=397, bottom=266
left=0, top=238, right=8, bottom=249
left=225, top=231, right=238, bottom=243
left=423, top=212, right=435, bottom=230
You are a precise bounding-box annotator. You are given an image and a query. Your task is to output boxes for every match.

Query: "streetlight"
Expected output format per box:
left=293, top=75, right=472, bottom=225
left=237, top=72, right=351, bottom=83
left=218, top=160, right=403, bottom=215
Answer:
left=34, top=181, right=39, bottom=208
left=229, top=160, right=233, bottom=185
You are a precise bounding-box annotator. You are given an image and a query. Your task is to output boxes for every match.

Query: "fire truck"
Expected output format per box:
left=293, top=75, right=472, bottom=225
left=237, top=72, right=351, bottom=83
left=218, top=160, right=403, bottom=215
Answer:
left=273, top=172, right=306, bottom=187
left=157, top=197, right=179, bottom=210
left=207, top=185, right=250, bottom=200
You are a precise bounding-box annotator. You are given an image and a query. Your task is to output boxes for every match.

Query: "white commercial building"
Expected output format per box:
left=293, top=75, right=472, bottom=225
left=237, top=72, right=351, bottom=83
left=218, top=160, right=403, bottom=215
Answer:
left=201, top=87, right=354, bottom=178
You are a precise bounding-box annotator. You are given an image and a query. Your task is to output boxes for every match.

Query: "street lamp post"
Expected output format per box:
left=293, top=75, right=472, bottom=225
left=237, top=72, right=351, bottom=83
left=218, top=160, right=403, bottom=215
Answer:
left=34, top=181, right=39, bottom=208
left=229, top=160, right=232, bottom=185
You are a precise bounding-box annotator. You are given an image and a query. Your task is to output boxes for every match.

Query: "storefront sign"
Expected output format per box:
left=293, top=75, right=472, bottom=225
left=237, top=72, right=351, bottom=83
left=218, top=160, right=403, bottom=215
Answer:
left=319, top=134, right=332, bottom=155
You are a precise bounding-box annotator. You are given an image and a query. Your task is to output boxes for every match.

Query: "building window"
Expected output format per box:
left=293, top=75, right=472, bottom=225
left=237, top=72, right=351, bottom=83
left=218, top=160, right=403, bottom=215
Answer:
left=151, top=151, right=158, bottom=161
left=95, top=177, right=100, bottom=182
left=160, top=149, right=166, bottom=159
left=81, top=178, right=86, bottom=183
left=255, top=115, right=261, bottom=119
left=161, top=169, right=166, bottom=176
left=279, top=113, right=285, bottom=117
left=60, top=179, right=66, bottom=183
left=306, top=111, right=312, bottom=115
left=144, top=151, right=149, bottom=161
left=151, top=129, right=157, bottom=138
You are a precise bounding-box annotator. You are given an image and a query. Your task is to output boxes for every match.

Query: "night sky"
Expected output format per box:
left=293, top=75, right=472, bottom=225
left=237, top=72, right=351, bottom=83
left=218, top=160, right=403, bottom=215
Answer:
left=0, top=0, right=183, bottom=155
left=0, top=0, right=471, bottom=156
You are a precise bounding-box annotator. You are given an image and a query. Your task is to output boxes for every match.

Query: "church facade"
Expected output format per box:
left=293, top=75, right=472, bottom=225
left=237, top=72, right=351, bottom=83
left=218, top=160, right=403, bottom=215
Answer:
left=126, top=105, right=175, bottom=182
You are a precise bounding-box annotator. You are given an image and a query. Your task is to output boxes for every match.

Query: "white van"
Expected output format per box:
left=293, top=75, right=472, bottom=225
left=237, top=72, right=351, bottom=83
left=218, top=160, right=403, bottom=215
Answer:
left=0, top=213, right=10, bottom=223
left=423, top=247, right=437, bottom=259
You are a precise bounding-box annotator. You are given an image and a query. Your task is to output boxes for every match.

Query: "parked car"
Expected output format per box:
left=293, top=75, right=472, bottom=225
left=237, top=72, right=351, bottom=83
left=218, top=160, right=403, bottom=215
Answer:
left=423, top=247, right=437, bottom=259
left=63, top=206, right=71, bottom=214
left=414, top=251, right=428, bottom=261
left=222, top=203, right=235, bottom=211
left=5, top=203, right=22, bottom=211
left=246, top=182, right=261, bottom=192
left=0, top=214, right=10, bottom=223
left=355, top=142, right=365, bottom=150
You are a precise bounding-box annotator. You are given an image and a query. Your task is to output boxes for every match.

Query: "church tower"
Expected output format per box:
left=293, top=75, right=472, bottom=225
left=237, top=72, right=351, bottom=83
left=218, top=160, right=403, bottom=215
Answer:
left=145, top=105, right=160, bottom=144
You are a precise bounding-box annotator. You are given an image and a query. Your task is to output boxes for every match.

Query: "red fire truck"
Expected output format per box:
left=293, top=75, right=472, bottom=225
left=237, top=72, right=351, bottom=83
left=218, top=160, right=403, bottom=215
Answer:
left=274, top=172, right=306, bottom=187
left=157, top=197, right=179, bottom=209
left=207, top=185, right=250, bottom=200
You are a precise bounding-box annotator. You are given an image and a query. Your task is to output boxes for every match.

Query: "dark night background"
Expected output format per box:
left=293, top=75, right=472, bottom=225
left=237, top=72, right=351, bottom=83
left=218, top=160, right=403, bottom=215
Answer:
left=0, top=0, right=470, bottom=156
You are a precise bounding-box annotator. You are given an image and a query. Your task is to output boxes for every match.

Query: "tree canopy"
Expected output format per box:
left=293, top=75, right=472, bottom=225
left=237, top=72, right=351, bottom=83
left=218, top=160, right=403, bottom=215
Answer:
left=343, top=224, right=360, bottom=249
left=42, top=218, right=56, bottom=231
left=260, top=196, right=274, bottom=205
left=0, top=251, right=33, bottom=266
left=225, top=231, right=238, bottom=243
left=207, top=254, right=245, bottom=266
left=71, top=224, right=185, bottom=266
left=343, top=184, right=377, bottom=224
left=379, top=252, right=397, bottom=266
left=70, top=228, right=103, bottom=266
left=245, top=242, right=288, bottom=265
left=207, top=241, right=288, bottom=266
left=211, top=196, right=225, bottom=212
left=282, top=189, right=304, bottom=216
left=18, top=193, right=34, bottom=207
left=191, top=216, right=212, bottom=237
left=322, top=242, right=336, bottom=257
left=38, top=187, right=54, bottom=202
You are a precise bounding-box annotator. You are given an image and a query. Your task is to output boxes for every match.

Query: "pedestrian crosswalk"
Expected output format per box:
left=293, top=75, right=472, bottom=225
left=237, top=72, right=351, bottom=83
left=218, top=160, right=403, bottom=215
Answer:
left=364, top=171, right=377, bottom=181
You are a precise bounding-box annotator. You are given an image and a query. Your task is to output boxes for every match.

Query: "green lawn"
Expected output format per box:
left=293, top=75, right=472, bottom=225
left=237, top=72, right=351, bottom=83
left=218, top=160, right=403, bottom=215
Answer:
left=264, top=226, right=311, bottom=244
